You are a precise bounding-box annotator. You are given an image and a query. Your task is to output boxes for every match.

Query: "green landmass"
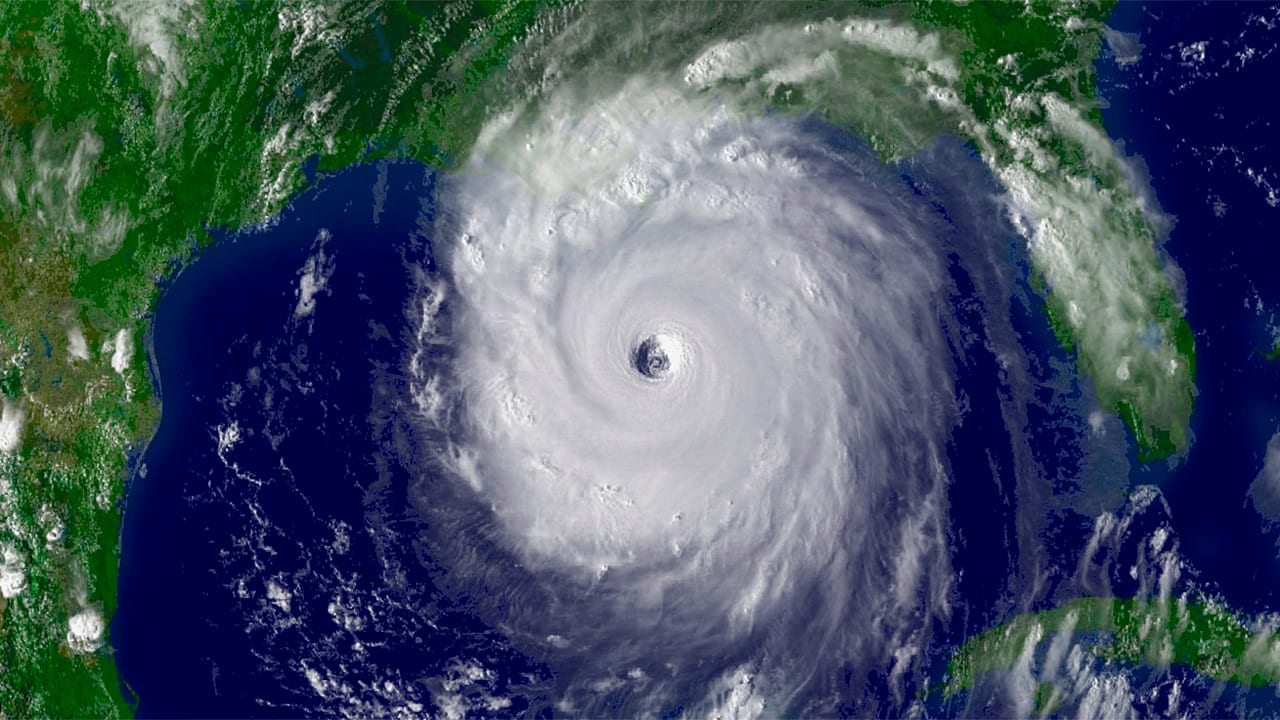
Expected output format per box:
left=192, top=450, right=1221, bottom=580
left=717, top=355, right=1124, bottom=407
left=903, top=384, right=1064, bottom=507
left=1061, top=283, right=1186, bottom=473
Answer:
left=0, top=1, right=547, bottom=714
left=946, top=596, right=1280, bottom=699
left=911, top=0, right=1196, bottom=461
left=1266, top=340, right=1280, bottom=362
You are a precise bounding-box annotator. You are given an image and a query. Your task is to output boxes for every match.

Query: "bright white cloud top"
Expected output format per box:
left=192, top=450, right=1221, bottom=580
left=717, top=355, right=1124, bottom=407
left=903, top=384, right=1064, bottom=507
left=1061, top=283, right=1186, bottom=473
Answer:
left=410, top=81, right=961, bottom=713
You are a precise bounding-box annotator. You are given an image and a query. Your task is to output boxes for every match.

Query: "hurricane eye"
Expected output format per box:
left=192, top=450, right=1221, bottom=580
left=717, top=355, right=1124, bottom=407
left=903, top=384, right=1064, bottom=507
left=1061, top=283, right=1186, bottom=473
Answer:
left=633, top=336, right=671, bottom=380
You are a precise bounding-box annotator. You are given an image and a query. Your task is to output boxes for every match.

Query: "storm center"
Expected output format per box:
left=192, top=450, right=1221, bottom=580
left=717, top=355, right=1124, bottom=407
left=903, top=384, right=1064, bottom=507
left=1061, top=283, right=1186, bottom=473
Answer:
left=633, top=335, right=672, bottom=380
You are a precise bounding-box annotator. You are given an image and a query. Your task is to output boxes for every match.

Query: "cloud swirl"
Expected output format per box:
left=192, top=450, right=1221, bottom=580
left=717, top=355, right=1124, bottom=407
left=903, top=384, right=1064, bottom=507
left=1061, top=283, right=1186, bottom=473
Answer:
left=410, top=83, right=960, bottom=714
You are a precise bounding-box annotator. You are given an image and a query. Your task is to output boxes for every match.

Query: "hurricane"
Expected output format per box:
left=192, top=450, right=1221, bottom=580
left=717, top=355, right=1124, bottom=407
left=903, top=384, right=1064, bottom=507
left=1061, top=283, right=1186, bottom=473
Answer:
left=403, top=70, right=965, bottom=712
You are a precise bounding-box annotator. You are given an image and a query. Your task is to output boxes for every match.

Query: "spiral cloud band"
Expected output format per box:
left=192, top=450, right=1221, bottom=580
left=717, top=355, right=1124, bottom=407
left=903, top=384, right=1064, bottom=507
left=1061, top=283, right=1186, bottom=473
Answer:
left=412, top=82, right=960, bottom=712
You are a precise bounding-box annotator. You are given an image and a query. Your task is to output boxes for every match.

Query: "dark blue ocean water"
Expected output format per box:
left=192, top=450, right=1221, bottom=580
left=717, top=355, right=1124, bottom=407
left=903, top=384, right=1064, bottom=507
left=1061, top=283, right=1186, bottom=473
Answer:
left=1099, top=1, right=1280, bottom=613
left=112, top=162, right=551, bottom=717
left=111, top=142, right=1093, bottom=717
